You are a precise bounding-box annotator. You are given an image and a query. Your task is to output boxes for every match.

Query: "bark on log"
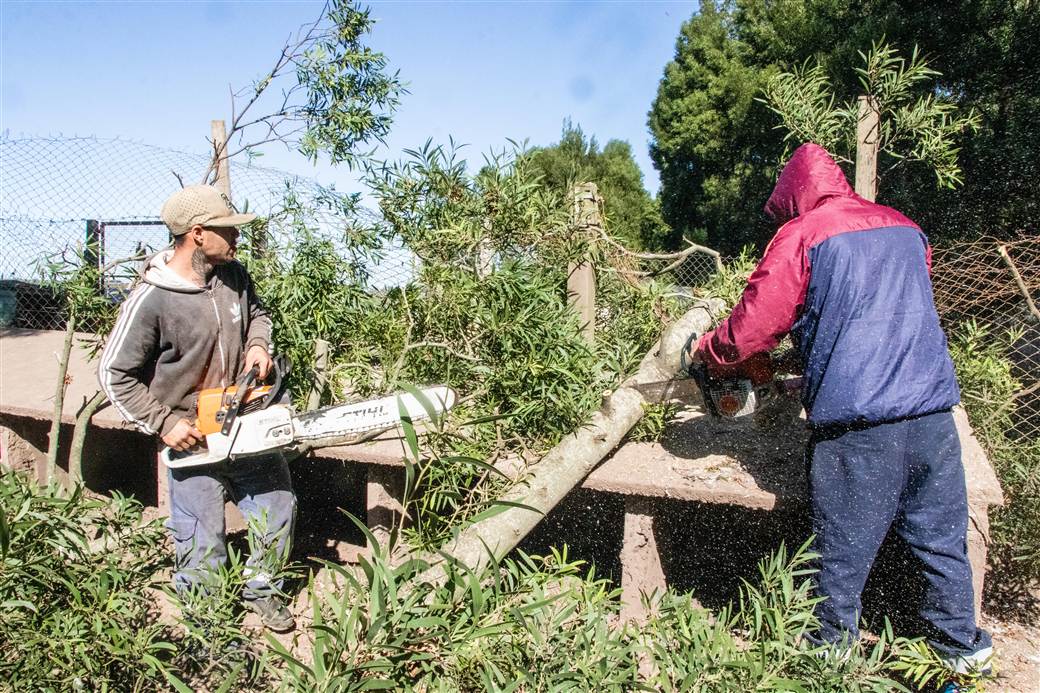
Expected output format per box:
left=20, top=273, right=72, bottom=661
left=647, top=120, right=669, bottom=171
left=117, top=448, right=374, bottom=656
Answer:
left=419, top=299, right=724, bottom=579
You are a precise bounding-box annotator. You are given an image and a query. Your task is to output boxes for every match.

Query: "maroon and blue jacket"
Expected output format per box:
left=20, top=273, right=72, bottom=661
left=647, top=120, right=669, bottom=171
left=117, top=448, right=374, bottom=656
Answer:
left=696, top=143, right=960, bottom=427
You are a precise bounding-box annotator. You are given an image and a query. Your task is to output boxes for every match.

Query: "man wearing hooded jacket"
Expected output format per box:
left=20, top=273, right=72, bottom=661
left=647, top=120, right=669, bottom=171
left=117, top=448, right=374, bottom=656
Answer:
left=687, top=143, right=992, bottom=673
left=99, top=185, right=296, bottom=632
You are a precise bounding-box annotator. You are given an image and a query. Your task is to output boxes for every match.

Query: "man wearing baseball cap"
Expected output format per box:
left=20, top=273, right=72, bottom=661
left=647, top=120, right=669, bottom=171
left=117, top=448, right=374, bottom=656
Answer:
left=98, top=185, right=296, bottom=631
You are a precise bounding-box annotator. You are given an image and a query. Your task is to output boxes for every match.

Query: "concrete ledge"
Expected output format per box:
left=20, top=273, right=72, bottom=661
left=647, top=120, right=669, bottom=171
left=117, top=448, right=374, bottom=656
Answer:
left=1, top=328, right=1006, bottom=621
left=1, top=328, right=132, bottom=429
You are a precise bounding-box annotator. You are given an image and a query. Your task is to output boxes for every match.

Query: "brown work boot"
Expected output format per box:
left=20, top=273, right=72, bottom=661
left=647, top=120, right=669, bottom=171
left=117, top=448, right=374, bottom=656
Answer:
left=244, top=595, right=295, bottom=632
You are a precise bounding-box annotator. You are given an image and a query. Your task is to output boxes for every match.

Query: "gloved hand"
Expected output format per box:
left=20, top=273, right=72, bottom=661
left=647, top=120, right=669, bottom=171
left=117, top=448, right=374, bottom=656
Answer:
left=708, top=352, right=775, bottom=386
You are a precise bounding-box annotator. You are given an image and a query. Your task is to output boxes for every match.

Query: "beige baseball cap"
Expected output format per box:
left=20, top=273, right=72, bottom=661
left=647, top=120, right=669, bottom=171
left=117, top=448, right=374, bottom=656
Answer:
left=161, top=185, right=257, bottom=236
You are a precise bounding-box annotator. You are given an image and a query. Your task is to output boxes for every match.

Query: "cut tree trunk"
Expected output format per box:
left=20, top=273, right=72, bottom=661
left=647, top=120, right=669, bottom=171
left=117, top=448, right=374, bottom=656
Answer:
left=418, top=299, right=724, bottom=580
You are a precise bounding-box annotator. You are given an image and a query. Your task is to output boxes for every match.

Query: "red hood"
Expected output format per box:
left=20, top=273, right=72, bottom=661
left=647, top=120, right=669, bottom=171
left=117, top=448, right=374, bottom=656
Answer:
left=764, top=143, right=854, bottom=224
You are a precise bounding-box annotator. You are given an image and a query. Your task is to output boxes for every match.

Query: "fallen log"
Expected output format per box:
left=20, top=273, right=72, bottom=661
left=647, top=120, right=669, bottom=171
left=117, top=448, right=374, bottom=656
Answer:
left=420, top=298, right=725, bottom=578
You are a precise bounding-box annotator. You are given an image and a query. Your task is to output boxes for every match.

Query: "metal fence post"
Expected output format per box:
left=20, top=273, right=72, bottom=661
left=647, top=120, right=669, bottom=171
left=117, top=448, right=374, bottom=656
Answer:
left=84, top=219, right=101, bottom=270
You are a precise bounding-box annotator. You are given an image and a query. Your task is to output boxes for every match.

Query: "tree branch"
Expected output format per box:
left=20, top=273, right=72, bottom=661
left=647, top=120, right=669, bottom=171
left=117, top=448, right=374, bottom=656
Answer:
left=595, top=228, right=724, bottom=275
left=411, top=300, right=725, bottom=586
left=68, top=391, right=108, bottom=486
left=997, top=244, right=1040, bottom=321
left=201, top=2, right=333, bottom=184
left=403, top=341, right=480, bottom=362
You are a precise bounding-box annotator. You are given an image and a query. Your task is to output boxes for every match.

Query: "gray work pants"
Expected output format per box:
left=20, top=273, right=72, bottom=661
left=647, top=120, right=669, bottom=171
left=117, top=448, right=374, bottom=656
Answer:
left=166, top=453, right=296, bottom=600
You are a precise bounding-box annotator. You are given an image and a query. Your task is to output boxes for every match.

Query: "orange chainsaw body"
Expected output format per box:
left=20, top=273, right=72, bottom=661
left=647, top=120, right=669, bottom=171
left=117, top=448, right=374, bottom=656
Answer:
left=196, top=385, right=274, bottom=435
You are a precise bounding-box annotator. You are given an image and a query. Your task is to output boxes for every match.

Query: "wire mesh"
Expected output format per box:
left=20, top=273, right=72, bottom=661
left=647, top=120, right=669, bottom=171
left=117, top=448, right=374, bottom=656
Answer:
left=932, top=236, right=1040, bottom=441
left=668, top=250, right=721, bottom=289
left=0, top=136, right=415, bottom=329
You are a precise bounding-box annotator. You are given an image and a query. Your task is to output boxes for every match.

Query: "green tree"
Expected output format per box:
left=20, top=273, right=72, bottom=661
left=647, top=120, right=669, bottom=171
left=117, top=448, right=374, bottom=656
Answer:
left=647, top=2, right=781, bottom=253
left=529, top=122, right=670, bottom=250
left=649, top=0, right=1040, bottom=252
left=204, top=0, right=404, bottom=182
left=762, top=42, right=980, bottom=192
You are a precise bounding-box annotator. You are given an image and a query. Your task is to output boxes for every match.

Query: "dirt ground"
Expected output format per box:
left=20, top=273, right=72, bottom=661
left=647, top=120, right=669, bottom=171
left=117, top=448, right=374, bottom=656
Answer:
left=980, top=613, right=1040, bottom=693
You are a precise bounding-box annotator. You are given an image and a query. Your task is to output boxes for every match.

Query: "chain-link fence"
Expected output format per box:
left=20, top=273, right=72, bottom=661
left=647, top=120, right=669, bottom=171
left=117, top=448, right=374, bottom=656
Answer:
left=932, top=236, right=1040, bottom=441
left=668, top=250, right=722, bottom=289
left=0, top=136, right=415, bottom=329
left=18, top=135, right=1032, bottom=441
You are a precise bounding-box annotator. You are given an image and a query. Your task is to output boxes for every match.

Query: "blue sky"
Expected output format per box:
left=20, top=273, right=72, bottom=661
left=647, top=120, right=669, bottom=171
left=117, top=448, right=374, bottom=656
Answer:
left=1, top=0, right=696, bottom=196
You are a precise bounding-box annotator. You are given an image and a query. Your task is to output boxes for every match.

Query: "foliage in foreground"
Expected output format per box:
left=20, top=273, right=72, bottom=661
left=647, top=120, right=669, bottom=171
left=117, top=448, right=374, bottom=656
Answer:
left=0, top=470, right=174, bottom=691
left=0, top=471, right=290, bottom=692
left=2, top=467, right=970, bottom=692
left=271, top=532, right=944, bottom=692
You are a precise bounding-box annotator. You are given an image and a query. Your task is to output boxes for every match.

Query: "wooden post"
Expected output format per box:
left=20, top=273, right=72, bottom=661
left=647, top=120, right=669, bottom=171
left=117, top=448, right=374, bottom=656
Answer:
left=568, top=183, right=600, bottom=344
left=210, top=119, right=231, bottom=197
left=307, top=338, right=330, bottom=411
left=567, top=262, right=595, bottom=343
left=855, top=96, right=880, bottom=201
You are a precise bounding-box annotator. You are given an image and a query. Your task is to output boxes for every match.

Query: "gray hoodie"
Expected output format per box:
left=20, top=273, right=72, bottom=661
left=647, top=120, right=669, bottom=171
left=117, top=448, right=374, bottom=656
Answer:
left=98, top=250, right=272, bottom=437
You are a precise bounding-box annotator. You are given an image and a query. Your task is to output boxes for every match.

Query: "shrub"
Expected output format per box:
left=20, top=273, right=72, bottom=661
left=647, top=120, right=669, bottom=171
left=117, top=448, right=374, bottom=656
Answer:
left=641, top=542, right=925, bottom=692
left=949, top=319, right=1040, bottom=599
left=245, top=142, right=679, bottom=551
left=697, top=245, right=758, bottom=309
left=267, top=534, right=948, bottom=691
left=0, top=470, right=179, bottom=691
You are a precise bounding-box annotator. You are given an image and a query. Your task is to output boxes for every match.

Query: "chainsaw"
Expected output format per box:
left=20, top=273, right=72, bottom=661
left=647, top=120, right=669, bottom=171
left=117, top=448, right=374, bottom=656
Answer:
left=680, top=335, right=802, bottom=420
left=161, top=356, right=457, bottom=469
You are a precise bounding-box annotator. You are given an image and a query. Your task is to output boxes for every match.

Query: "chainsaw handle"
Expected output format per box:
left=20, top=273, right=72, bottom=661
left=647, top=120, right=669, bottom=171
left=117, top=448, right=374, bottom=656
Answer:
left=679, top=331, right=701, bottom=378
left=161, top=445, right=215, bottom=469
left=219, top=366, right=259, bottom=436
left=680, top=332, right=724, bottom=417
left=258, top=355, right=289, bottom=410
left=687, top=362, right=722, bottom=418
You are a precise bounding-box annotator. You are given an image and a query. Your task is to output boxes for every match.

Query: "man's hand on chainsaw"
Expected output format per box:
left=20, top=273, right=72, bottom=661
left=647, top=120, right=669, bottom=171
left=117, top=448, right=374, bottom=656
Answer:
left=163, top=418, right=205, bottom=451
left=244, top=345, right=273, bottom=380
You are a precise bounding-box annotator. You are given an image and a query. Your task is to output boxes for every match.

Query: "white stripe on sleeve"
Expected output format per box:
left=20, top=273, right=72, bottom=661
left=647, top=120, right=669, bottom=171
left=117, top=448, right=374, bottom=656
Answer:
left=99, top=284, right=158, bottom=433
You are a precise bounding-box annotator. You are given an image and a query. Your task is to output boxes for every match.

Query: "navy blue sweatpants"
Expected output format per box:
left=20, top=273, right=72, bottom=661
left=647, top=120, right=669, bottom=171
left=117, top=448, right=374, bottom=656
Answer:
left=808, top=409, right=991, bottom=661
